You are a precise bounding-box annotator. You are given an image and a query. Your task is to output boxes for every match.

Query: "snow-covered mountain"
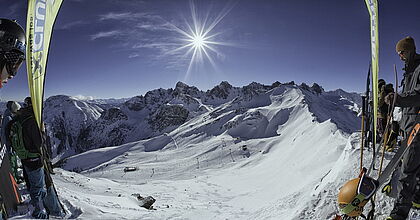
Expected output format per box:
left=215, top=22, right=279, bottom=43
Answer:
left=43, top=95, right=104, bottom=159
left=47, top=81, right=375, bottom=220
left=42, top=81, right=361, bottom=161
left=8, top=81, right=400, bottom=219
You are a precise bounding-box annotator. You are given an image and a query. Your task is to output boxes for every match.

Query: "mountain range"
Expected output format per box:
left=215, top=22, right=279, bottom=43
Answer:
left=38, top=81, right=361, bottom=161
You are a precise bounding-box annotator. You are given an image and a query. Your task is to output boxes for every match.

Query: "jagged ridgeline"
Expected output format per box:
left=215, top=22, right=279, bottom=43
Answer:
left=5, top=81, right=361, bottom=161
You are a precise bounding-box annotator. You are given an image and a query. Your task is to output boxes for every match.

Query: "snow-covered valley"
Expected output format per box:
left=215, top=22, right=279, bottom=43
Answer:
left=8, top=81, right=397, bottom=219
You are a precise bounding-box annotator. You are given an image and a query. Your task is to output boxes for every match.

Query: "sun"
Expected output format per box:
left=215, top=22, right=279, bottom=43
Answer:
left=191, top=34, right=206, bottom=49
left=165, top=1, right=236, bottom=80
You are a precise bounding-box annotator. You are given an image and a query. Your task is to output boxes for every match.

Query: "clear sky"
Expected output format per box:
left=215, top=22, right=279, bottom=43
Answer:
left=0, top=0, right=419, bottom=101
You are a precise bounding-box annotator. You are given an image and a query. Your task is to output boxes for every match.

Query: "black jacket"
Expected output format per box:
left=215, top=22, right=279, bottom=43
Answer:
left=395, top=54, right=420, bottom=136
left=7, top=106, right=43, bottom=170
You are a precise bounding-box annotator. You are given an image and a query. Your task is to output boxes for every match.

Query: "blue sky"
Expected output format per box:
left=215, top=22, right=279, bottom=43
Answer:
left=0, top=0, right=419, bottom=101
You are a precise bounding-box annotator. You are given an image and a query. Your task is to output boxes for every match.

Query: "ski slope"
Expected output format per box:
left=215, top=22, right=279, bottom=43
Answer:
left=11, top=84, right=397, bottom=219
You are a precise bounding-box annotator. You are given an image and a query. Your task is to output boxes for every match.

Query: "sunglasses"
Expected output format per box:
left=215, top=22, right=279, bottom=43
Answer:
left=339, top=173, right=379, bottom=215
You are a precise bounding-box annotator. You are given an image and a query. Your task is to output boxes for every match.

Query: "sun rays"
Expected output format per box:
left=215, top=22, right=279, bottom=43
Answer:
left=166, top=0, right=236, bottom=81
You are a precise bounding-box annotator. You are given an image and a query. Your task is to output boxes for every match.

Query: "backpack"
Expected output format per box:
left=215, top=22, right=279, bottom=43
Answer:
left=9, top=116, right=40, bottom=160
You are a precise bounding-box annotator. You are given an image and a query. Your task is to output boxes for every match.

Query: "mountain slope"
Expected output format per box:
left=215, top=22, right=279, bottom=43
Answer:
left=37, top=82, right=383, bottom=219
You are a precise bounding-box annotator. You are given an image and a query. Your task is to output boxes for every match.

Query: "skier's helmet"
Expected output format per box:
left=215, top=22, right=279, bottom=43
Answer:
left=24, top=96, right=32, bottom=107
left=378, top=79, right=386, bottom=90
left=6, top=101, right=21, bottom=114
left=0, top=18, right=26, bottom=77
left=337, top=174, right=379, bottom=217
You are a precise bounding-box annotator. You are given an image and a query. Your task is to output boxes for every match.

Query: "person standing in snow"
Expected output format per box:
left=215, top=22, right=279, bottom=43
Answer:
left=385, top=36, right=420, bottom=220
left=0, top=18, right=26, bottom=219
left=377, top=79, right=394, bottom=137
left=7, top=97, right=64, bottom=218
left=1, top=101, right=21, bottom=151
left=1, top=101, right=22, bottom=182
left=377, top=79, right=399, bottom=151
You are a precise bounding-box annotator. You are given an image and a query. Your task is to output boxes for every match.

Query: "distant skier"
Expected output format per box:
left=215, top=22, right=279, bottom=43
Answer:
left=385, top=36, right=420, bottom=220
left=7, top=97, right=64, bottom=218
left=0, top=18, right=26, bottom=219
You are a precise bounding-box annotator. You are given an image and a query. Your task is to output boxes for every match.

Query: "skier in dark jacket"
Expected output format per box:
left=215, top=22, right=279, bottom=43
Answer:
left=1, top=101, right=21, bottom=152
left=1, top=101, right=22, bottom=182
left=0, top=18, right=26, bottom=219
left=385, top=36, right=420, bottom=220
left=7, top=97, right=64, bottom=219
left=378, top=79, right=394, bottom=137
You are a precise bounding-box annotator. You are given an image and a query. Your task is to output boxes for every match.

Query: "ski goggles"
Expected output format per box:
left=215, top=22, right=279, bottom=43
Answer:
left=340, top=174, right=379, bottom=215
left=1, top=50, right=25, bottom=77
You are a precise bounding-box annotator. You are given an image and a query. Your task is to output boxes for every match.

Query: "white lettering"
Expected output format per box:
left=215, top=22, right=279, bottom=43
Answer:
left=33, top=0, right=46, bottom=52
left=35, top=1, right=46, bottom=21
left=34, top=33, right=44, bottom=51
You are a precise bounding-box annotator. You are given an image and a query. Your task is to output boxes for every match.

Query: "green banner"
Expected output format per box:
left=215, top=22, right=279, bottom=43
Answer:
left=365, top=0, right=379, bottom=147
left=26, top=0, right=63, bottom=129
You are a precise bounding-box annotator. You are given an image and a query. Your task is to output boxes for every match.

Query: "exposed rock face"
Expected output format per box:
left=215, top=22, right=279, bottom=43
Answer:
left=99, top=108, right=128, bottom=122
left=311, top=83, right=324, bottom=94
left=124, top=96, right=145, bottom=111
left=207, top=81, right=233, bottom=99
left=149, top=105, right=189, bottom=131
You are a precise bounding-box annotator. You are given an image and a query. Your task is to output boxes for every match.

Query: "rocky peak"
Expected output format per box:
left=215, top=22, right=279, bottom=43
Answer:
left=173, top=81, right=200, bottom=97
left=207, top=81, right=233, bottom=99
left=218, top=81, right=232, bottom=90
left=299, top=83, right=324, bottom=95
left=311, top=83, right=324, bottom=94
left=284, top=81, right=295, bottom=85
left=144, top=88, right=171, bottom=105
left=242, top=82, right=271, bottom=98
left=300, top=83, right=311, bottom=91
left=271, top=81, right=281, bottom=88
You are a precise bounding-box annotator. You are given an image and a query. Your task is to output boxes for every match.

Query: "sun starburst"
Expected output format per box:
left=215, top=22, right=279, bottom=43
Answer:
left=190, top=34, right=206, bottom=49
left=166, top=1, right=236, bottom=81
